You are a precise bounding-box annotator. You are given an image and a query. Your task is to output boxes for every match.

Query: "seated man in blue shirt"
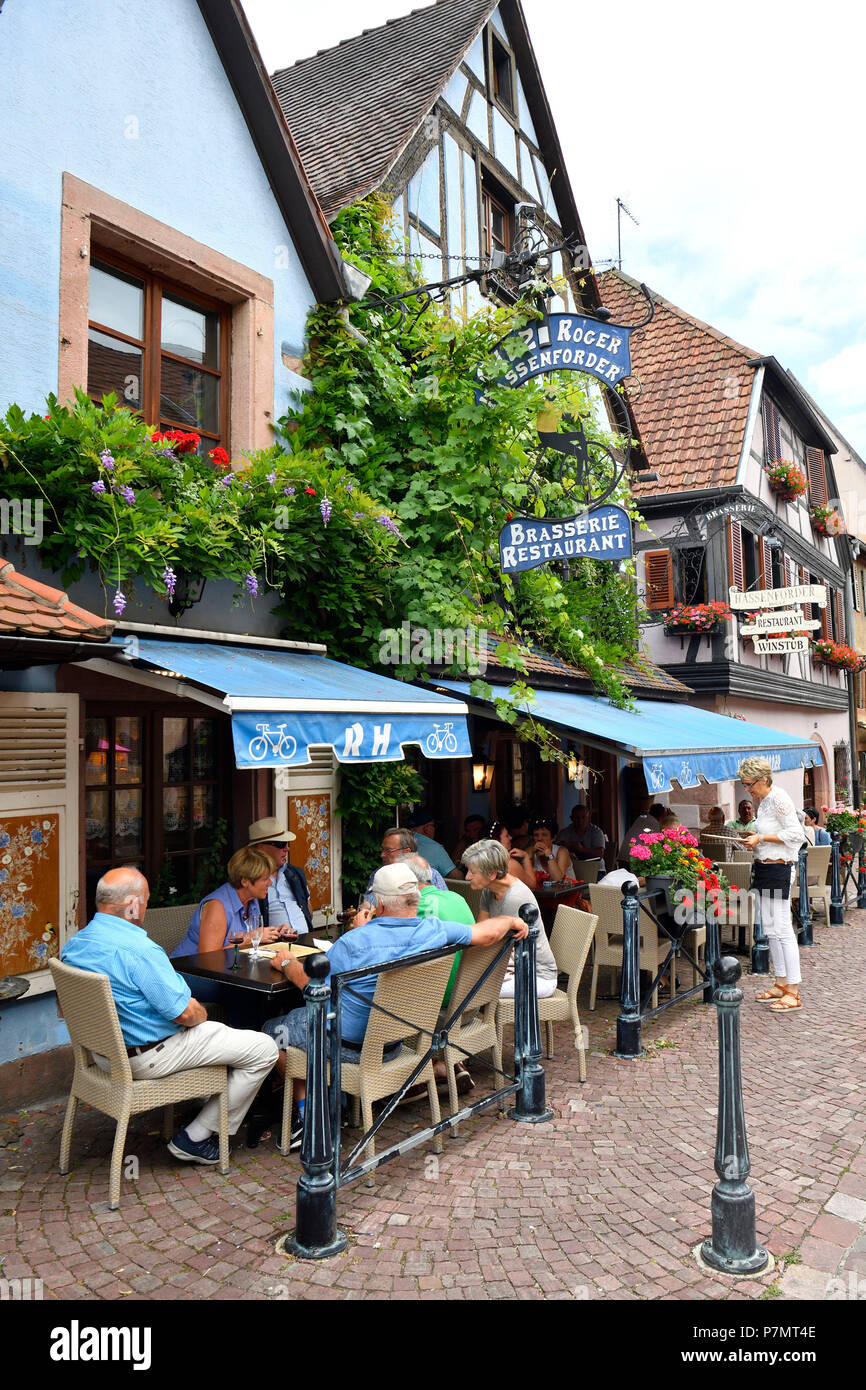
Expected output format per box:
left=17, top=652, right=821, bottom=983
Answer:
left=62, top=868, right=279, bottom=1167
left=263, top=862, right=527, bottom=1137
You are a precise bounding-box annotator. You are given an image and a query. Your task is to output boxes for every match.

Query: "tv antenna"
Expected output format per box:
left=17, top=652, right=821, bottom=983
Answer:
left=616, top=197, right=639, bottom=271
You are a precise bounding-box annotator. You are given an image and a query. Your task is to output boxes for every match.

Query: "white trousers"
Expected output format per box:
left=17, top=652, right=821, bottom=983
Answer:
left=499, top=975, right=558, bottom=999
left=128, top=1022, right=278, bottom=1135
left=759, top=890, right=802, bottom=987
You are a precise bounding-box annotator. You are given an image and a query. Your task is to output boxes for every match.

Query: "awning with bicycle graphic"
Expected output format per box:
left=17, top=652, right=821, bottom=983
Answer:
left=109, top=637, right=471, bottom=767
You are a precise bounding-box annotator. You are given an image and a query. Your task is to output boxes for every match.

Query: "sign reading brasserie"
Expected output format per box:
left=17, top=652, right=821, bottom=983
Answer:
left=499, top=504, right=633, bottom=574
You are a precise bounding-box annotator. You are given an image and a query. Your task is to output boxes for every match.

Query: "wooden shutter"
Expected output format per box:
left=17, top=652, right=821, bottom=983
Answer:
left=805, top=446, right=828, bottom=505
left=834, top=590, right=845, bottom=643
left=727, top=520, right=745, bottom=594
left=820, top=591, right=830, bottom=639
left=758, top=538, right=773, bottom=590
left=783, top=554, right=795, bottom=586
left=645, top=549, right=674, bottom=610
left=0, top=693, right=79, bottom=996
left=854, top=569, right=861, bottom=614
left=762, top=397, right=782, bottom=461
left=859, top=670, right=866, bottom=708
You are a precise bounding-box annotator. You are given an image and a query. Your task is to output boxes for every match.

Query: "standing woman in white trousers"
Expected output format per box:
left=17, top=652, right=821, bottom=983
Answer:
left=736, top=757, right=806, bottom=1013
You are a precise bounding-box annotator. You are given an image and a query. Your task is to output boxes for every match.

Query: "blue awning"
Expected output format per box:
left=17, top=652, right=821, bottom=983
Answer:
left=435, top=682, right=822, bottom=792
left=111, top=638, right=470, bottom=767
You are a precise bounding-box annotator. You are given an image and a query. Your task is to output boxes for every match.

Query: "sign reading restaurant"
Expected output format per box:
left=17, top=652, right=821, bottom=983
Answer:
left=499, top=504, right=633, bottom=574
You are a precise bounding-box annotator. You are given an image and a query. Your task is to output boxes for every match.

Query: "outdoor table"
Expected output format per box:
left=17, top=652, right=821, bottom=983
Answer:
left=535, top=879, right=586, bottom=932
left=0, top=975, right=30, bottom=1002
left=172, top=934, right=325, bottom=1027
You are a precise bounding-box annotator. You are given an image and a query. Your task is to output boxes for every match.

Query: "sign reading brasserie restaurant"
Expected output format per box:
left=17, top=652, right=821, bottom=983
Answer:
left=499, top=504, right=633, bottom=574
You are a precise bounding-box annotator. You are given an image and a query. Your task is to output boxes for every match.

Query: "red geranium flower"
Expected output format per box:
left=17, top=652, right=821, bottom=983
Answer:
left=209, top=446, right=230, bottom=469
left=304, top=487, right=316, bottom=496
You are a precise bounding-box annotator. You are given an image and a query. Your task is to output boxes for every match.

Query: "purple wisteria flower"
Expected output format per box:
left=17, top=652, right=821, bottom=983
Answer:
left=244, top=572, right=259, bottom=597
left=159, top=448, right=177, bottom=460
left=112, top=590, right=127, bottom=616
left=219, top=474, right=233, bottom=488
left=353, top=511, right=364, bottom=519
left=116, top=484, right=135, bottom=504
left=320, top=496, right=332, bottom=527
left=377, top=513, right=402, bottom=538
left=345, top=482, right=354, bottom=494
left=91, top=479, right=106, bottom=496
left=266, top=472, right=277, bottom=486
left=283, top=486, right=296, bottom=497
left=99, top=450, right=115, bottom=470
left=162, top=565, right=177, bottom=598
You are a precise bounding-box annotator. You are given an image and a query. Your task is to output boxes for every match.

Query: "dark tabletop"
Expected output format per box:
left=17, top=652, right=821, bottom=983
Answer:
left=172, top=933, right=324, bottom=994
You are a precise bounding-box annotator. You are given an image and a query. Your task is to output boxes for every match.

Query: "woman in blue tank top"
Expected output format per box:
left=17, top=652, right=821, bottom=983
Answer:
left=172, top=847, right=281, bottom=959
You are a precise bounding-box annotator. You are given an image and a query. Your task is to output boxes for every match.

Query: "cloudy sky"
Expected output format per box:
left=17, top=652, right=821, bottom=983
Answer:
left=244, top=0, right=866, bottom=457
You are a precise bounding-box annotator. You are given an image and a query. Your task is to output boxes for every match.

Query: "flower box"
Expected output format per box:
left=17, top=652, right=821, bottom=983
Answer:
left=812, top=640, right=865, bottom=673
left=765, top=459, right=807, bottom=502
left=810, top=503, right=845, bottom=536
left=662, top=601, right=732, bottom=635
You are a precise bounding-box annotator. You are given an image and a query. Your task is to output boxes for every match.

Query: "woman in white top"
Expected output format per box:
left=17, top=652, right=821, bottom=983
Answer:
left=529, top=819, right=572, bottom=882
left=737, top=758, right=806, bottom=1012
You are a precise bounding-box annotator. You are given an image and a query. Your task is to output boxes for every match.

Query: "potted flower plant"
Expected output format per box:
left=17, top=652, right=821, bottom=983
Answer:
left=765, top=459, right=807, bottom=503
left=663, top=600, right=732, bottom=635
left=628, top=826, right=727, bottom=914
left=810, top=502, right=845, bottom=536
left=812, top=639, right=865, bottom=673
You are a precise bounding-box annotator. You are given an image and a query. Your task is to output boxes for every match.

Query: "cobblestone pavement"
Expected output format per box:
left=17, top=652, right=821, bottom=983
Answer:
left=2, top=909, right=865, bottom=1302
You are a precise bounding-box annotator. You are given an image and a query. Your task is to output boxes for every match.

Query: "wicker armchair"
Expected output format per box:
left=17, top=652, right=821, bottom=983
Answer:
left=791, top=845, right=832, bottom=919
left=437, top=941, right=512, bottom=1127
left=445, top=878, right=484, bottom=919
left=587, top=883, right=671, bottom=1010
left=142, top=904, right=194, bottom=956
left=278, top=953, right=454, bottom=1158
left=49, top=959, right=229, bottom=1209
left=496, top=904, right=597, bottom=1078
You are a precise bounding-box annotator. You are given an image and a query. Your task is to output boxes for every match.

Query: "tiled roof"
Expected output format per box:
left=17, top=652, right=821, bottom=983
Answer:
left=272, top=0, right=496, bottom=217
left=467, top=632, right=690, bottom=698
left=599, top=270, right=759, bottom=494
left=0, top=563, right=114, bottom=641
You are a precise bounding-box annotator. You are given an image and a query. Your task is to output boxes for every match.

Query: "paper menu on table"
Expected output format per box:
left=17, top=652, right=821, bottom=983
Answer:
left=240, top=943, right=320, bottom=959
left=312, top=938, right=333, bottom=953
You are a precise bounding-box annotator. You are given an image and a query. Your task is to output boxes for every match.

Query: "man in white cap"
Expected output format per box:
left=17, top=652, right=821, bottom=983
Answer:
left=263, top=863, right=528, bottom=1138
left=248, top=816, right=313, bottom=936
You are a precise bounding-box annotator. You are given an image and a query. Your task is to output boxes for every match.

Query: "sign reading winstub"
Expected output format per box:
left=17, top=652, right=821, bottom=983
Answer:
left=752, top=636, right=810, bottom=654
left=499, top=504, right=633, bottom=574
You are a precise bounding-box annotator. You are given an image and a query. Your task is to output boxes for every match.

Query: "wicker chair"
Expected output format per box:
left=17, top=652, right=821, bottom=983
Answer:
left=446, top=878, right=484, bottom=919
left=571, top=857, right=603, bottom=884
left=587, top=883, right=671, bottom=1010
left=496, top=904, right=598, bottom=1078
left=278, top=952, right=454, bottom=1157
left=438, top=942, right=512, bottom=1126
left=142, top=904, right=193, bottom=956
left=791, top=845, right=832, bottom=919
left=718, top=859, right=756, bottom=952
left=49, top=959, right=229, bottom=1209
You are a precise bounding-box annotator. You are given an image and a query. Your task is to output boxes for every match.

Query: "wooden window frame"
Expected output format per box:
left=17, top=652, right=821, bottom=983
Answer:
left=486, top=26, right=516, bottom=118
left=481, top=179, right=513, bottom=259
left=88, top=249, right=230, bottom=452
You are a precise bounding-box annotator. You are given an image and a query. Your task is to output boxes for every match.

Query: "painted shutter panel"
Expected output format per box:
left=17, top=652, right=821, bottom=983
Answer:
left=820, top=592, right=830, bottom=639
left=762, top=397, right=781, bottom=462
left=834, top=590, right=845, bottom=643
left=645, top=549, right=674, bottom=610
left=727, top=520, right=745, bottom=594
left=854, top=569, right=861, bottom=613
left=0, top=693, right=79, bottom=996
left=758, top=538, right=773, bottom=590
left=805, top=447, right=828, bottom=506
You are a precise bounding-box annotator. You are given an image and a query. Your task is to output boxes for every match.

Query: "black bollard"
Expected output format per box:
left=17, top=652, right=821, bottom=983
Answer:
left=830, top=831, right=844, bottom=925
left=508, top=904, right=553, bottom=1123
left=749, top=861, right=770, bottom=975
left=288, top=953, right=347, bottom=1259
left=702, top=882, right=722, bottom=1004
left=700, top=956, right=769, bottom=1276
left=614, top=881, right=642, bottom=1058
left=859, top=840, right=866, bottom=910
left=796, top=843, right=813, bottom=948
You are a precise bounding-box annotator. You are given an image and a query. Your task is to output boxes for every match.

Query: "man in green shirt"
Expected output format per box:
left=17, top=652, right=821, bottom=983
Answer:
left=398, top=853, right=476, bottom=1093
left=726, top=798, right=757, bottom=836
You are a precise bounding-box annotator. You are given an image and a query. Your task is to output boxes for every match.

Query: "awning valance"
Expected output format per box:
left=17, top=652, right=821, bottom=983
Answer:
left=436, top=682, right=822, bottom=792
left=112, top=638, right=470, bottom=767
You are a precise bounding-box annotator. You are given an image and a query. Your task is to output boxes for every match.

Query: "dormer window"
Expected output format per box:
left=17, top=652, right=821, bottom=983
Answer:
left=491, top=32, right=514, bottom=113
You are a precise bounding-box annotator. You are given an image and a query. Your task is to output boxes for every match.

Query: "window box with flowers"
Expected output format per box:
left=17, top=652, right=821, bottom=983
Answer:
left=663, top=601, right=732, bottom=635
left=765, top=459, right=807, bottom=503
left=810, top=503, right=845, bottom=536
left=812, top=639, right=865, bottom=673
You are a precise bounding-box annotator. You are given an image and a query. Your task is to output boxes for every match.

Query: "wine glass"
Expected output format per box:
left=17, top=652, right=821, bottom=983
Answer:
left=229, top=931, right=244, bottom=971
left=248, top=922, right=264, bottom=960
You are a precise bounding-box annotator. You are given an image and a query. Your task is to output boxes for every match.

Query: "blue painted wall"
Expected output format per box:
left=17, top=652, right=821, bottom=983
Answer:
left=0, top=995, right=68, bottom=1067
left=0, top=0, right=313, bottom=417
